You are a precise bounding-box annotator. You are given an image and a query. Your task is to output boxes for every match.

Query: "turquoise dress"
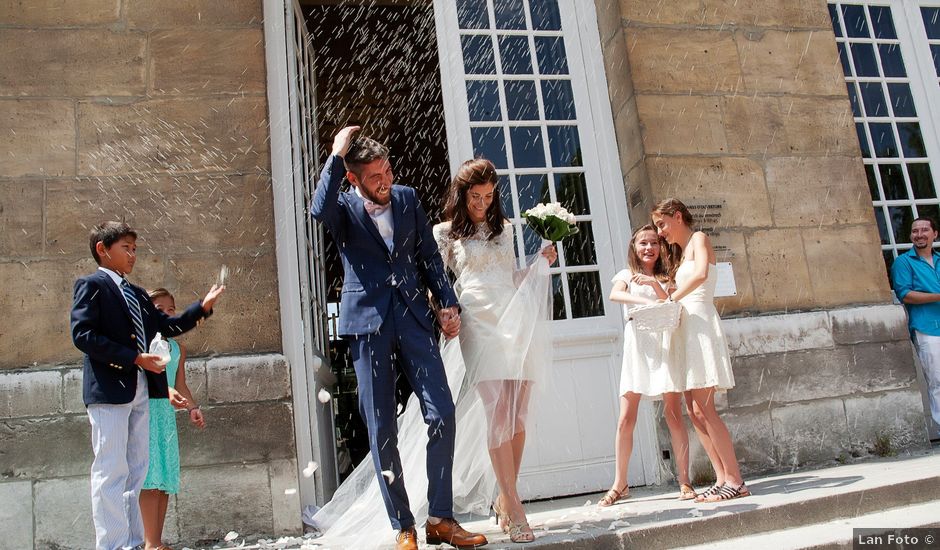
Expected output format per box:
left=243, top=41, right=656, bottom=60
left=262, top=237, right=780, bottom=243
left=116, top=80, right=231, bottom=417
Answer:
left=143, top=338, right=181, bottom=493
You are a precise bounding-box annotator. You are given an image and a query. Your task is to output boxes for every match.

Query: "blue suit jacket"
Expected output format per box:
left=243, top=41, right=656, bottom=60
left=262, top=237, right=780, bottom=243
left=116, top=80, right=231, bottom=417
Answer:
left=71, top=270, right=209, bottom=405
left=311, top=154, right=459, bottom=336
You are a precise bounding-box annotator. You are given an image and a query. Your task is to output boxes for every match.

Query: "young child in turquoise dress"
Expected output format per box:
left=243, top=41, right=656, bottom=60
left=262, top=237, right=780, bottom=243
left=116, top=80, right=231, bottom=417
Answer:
left=140, top=288, right=207, bottom=550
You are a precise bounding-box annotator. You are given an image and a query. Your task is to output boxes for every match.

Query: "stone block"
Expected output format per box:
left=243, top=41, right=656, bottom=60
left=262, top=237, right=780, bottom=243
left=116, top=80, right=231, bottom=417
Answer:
left=0, top=480, right=33, bottom=550
left=771, top=399, right=849, bottom=467
left=0, top=258, right=96, bottom=368
left=596, top=0, right=626, bottom=53
left=701, top=0, right=831, bottom=28
left=744, top=229, right=814, bottom=311
left=183, top=358, right=209, bottom=406
left=0, top=100, right=75, bottom=178
left=845, top=389, right=930, bottom=455
left=178, top=401, right=295, bottom=467
left=126, top=0, right=263, bottom=29
left=612, top=98, right=644, bottom=176
left=712, top=231, right=756, bottom=313
left=803, top=225, right=895, bottom=307
left=269, top=459, right=303, bottom=535
left=619, top=0, right=702, bottom=25
left=779, top=97, right=859, bottom=156
left=177, top=462, right=272, bottom=543
left=165, top=252, right=281, bottom=357
left=63, top=367, right=85, bottom=414
left=603, top=29, right=634, bottom=116
left=737, top=30, right=845, bottom=96
left=636, top=94, right=727, bottom=155
left=34, top=476, right=96, bottom=550
left=0, top=369, right=62, bottom=418
left=0, top=29, right=145, bottom=97
left=627, top=28, right=742, bottom=94
left=0, top=179, right=44, bottom=256
left=851, top=340, right=918, bottom=392
left=830, top=304, right=909, bottom=345
left=765, top=157, right=872, bottom=228
left=722, top=311, right=833, bottom=358
left=150, top=29, right=266, bottom=95
left=45, top=173, right=275, bottom=256
left=721, top=95, right=785, bottom=155
left=0, top=415, right=92, bottom=479
left=723, top=408, right=777, bottom=474
left=77, top=97, right=270, bottom=176
left=645, top=157, right=772, bottom=228
left=206, top=354, right=291, bottom=404
left=0, top=0, right=120, bottom=26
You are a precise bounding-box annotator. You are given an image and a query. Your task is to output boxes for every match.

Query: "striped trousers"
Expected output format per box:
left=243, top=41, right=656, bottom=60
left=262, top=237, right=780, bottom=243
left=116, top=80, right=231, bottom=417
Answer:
left=87, top=370, right=150, bottom=550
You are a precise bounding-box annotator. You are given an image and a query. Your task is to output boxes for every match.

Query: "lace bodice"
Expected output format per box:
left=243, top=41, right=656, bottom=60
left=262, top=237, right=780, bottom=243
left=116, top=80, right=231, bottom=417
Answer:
left=433, top=221, right=517, bottom=290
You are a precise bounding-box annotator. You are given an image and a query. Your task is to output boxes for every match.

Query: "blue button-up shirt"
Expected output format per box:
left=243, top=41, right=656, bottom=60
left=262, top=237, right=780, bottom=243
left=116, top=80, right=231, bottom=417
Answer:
left=891, top=248, right=940, bottom=335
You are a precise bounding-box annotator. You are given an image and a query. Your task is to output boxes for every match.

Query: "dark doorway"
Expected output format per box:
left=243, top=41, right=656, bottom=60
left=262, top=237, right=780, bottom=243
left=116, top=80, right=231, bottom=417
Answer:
left=302, top=0, right=452, bottom=478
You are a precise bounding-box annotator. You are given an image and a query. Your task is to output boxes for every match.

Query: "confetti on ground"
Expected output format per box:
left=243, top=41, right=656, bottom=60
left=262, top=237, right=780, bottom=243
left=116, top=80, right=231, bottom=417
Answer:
left=224, top=531, right=239, bottom=542
left=285, top=488, right=297, bottom=495
left=608, top=520, right=631, bottom=530
left=688, top=508, right=703, bottom=517
left=317, top=389, right=331, bottom=403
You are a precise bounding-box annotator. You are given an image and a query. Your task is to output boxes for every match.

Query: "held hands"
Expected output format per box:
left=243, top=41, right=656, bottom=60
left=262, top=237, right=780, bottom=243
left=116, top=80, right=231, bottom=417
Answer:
left=135, top=353, right=166, bottom=373
left=541, top=244, right=558, bottom=265
left=332, top=125, right=361, bottom=157
left=437, top=306, right=461, bottom=339
left=201, top=284, right=225, bottom=314
left=168, top=388, right=189, bottom=410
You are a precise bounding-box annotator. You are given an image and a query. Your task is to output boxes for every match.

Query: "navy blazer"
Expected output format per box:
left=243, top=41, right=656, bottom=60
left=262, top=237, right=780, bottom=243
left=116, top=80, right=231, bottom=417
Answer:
left=71, top=270, right=209, bottom=405
left=311, top=154, right=459, bottom=336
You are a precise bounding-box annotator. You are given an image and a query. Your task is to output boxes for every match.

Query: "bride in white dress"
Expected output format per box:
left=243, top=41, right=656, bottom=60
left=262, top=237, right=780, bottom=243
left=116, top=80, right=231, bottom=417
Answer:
left=312, top=159, right=554, bottom=547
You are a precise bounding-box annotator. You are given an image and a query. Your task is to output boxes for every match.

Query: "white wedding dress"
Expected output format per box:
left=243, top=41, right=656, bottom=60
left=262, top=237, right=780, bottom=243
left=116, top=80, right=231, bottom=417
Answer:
left=311, top=221, right=552, bottom=549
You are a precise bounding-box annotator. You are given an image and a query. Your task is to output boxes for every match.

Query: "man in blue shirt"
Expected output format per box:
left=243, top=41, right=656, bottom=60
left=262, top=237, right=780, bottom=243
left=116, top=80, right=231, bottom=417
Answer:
left=891, top=217, right=940, bottom=439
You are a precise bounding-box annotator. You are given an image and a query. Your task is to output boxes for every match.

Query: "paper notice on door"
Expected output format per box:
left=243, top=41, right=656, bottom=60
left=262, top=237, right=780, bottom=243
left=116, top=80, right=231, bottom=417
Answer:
left=714, top=262, right=737, bottom=297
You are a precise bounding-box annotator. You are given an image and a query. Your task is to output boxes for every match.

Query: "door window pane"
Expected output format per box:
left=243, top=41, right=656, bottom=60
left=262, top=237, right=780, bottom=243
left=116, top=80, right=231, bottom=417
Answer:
left=462, top=35, right=496, bottom=74
left=850, top=43, right=879, bottom=77
left=535, top=36, right=569, bottom=74
left=859, top=82, right=887, bottom=117
left=847, top=82, right=861, bottom=117
left=887, top=83, right=916, bottom=117
left=548, top=126, right=582, bottom=167
left=922, top=7, right=940, bottom=40
left=509, top=126, right=545, bottom=168
left=472, top=127, right=507, bottom=168
left=865, top=164, right=880, bottom=200
left=838, top=43, right=852, bottom=75
left=531, top=0, right=562, bottom=31
left=918, top=204, right=940, bottom=225
left=542, top=79, right=576, bottom=120
left=931, top=45, right=940, bottom=77
left=555, top=172, right=590, bottom=215
left=842, top=5, right=870, bottom=38
left=829, top=4, right=842, bottom=37
left=551, top=273, right=567, bottom=320
left=562, top=222, right=597, bottom=266
left=856, top=123, right=871, bottom=158
left=869, top=6, right=897, bottom=39
left=457, top=0, right=489, bottom=30
left=499, top=175, right=515, bottom=217
left=879, top=164, right=907, bottom=200
left=889, top=206, right=914, bottom=243
left=505, top=80, right=539, bottom=120
left=467, top=80, right=501, bottom=121
left=493, top=0, right=526, bottom=30
left=498, top=35, right=533, bottom=74
left=878, top=43, right=906, bottom=77
left=874, top=208, right=890, bottom=245
left=516, top=174, right=550, bottom=213
left=908, top=164, right=937, bottom=200
left=897, top=122, right=926, bottom=158
left=522, top=223, right=543, bottom=256
left=568, top=271, right=604, bottom=318
left=869, top=123, right=898, bottom=157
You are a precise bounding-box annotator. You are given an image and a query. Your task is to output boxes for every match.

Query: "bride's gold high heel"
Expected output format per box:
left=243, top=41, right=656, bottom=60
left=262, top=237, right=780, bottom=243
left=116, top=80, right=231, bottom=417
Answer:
left=492, top=499, right=509, bottom=534
left=507, top=519, right=535, bottom=543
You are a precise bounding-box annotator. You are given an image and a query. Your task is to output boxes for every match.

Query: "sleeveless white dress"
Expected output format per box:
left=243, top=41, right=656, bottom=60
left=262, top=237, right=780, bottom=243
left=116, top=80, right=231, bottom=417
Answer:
left=310, top=220, right=552, bottom=549
left=612, top=269, right=685, bottom=398
left=672, top=260, right=735, bottom=391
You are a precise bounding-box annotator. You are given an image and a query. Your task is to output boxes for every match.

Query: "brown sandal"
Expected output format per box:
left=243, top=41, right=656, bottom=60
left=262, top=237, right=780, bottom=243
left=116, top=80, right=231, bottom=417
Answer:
left=678, top=483, right=697, bottom=500
left=598, top=485, right=629, bottom=507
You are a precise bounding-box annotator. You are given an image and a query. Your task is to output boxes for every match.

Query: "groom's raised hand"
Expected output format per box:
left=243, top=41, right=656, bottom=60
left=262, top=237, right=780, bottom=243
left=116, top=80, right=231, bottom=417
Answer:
left=331, top=125, right=361, bottom=158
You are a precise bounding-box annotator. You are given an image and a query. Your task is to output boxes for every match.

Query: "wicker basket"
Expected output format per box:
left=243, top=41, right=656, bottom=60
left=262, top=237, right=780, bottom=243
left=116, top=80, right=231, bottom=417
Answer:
left=628, top=301, right=682, bottom=332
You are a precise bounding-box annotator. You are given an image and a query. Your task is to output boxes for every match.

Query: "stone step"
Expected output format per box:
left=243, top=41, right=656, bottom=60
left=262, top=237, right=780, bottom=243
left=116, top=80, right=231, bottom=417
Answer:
left=676, top=501, right=940, bottom=550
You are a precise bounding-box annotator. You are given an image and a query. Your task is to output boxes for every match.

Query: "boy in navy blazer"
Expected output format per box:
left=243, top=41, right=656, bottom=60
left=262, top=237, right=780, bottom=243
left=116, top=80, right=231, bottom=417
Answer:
left=71, top=221, right=224, bottom=550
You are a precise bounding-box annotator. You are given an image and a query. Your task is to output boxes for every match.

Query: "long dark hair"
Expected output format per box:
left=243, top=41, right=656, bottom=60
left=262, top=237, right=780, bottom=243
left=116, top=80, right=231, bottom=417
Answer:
left=443, top=158, right=505, bottom=240
left=652, top=197, right=695, bottom=278
left=628, top=224, right=670, bottom=282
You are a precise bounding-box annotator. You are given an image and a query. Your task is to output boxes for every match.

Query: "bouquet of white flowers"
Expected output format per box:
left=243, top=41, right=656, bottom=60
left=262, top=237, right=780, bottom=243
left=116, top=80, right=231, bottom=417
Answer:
left=522, top=202, right=579, bottom=242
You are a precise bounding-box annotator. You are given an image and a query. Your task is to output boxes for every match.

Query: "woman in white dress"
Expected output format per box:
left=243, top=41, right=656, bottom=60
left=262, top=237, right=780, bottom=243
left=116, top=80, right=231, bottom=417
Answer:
left=434, top=158, right=556, bottom=543
left=312, top=159, right=555, bottom=547
left=599, top=224, right=699, bottom=507
left=652, top=198, right=749, bottom=502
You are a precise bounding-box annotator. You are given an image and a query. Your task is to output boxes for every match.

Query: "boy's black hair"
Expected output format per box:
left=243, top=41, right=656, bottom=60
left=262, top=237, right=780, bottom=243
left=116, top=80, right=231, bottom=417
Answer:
left=89, top=221, right=137, bottom=265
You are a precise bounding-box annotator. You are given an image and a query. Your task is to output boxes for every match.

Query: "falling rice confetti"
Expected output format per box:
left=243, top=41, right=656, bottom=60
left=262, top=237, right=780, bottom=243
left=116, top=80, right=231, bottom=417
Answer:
left=303, top=461, right=318, bottom=478
left=382, top=470, right=395, bottom=483
left=224, top=531, right=239, bottom=542
left=219, top=265, right=228, bottom=285
left=285, top=488, right=297, bottom=495
left=317, top=388, right=332, bottom=403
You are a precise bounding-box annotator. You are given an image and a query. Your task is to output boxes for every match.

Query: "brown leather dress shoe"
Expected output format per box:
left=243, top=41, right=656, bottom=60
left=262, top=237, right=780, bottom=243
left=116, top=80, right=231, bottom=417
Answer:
left=396, top=527, right=418, bottom=550
left=425, top=518, right=488, bottom=548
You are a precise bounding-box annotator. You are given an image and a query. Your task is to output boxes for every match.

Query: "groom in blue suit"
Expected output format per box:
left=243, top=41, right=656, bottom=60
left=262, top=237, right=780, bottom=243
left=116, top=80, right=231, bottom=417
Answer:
left=312, top=127, right=487, bottom=549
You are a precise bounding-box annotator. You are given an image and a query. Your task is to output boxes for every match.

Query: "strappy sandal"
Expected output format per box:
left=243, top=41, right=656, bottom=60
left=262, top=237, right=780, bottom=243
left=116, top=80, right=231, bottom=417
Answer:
left=694, top=483, right=722, bottom=503
left=492, top=498, right=509, bottom=534
left=507, top=520, right=535, bottom=543
left=700, top=482, right=750, bottom=503
left=678, top=483, right=697, bottom=501
left=598, top=485, right=629, bottom=507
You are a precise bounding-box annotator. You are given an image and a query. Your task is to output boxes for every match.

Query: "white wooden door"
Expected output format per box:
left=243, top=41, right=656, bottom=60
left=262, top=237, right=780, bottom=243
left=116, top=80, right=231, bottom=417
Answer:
left=433, top=0, right=660, bottom=498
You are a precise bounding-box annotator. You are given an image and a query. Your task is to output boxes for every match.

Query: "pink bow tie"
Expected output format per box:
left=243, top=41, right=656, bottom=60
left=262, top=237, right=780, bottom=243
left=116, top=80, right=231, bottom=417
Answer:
left=364, top=200, right=390, bottom=216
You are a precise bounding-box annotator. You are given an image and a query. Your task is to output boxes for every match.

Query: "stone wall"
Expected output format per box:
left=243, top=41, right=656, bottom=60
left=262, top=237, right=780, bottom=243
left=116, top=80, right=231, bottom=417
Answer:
left=0, top=354, right=299, bottom=549
left=598, top=0, right=892, bottom=315
left=0, top=0, right=280, bottom=369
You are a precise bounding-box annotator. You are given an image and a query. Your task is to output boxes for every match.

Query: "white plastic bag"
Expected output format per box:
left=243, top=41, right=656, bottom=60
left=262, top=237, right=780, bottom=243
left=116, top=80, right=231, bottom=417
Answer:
left=149, top=332, right=171, bottom=366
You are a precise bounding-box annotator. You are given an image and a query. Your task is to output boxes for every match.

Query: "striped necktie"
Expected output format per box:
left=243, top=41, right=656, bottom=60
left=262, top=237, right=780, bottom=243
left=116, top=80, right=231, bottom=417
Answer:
left=120, top=279, right=147, bottom=354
